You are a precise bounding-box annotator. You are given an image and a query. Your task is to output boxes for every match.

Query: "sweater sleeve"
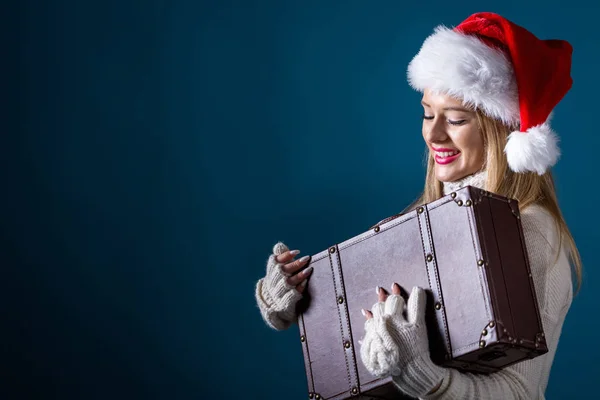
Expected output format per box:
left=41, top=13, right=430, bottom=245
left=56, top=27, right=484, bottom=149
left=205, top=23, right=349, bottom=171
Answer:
left=407, top=205, right=574, bottom=400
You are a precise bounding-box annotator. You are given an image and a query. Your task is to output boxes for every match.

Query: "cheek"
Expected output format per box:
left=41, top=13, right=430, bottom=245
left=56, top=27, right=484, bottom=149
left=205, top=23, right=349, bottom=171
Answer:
left=471, top=134, right=485, bottom=162
left=454, top=128, right=484, bottom=159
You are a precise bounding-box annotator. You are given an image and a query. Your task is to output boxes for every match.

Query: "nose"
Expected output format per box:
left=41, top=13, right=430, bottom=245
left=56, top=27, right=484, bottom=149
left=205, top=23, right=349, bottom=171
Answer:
left=423, top=117, right=449, bottom=144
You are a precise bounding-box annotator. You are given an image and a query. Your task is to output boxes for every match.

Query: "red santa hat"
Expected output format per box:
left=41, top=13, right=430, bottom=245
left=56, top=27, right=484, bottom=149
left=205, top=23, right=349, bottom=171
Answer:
left=407, top=12, right=573, bottom=175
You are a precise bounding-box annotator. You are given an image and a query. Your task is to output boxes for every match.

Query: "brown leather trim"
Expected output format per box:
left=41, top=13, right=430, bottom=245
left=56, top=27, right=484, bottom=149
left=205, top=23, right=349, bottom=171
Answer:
left=465, top=190, right=493, bottom=322
left=489, top=197, right=548, bottom=352
left=475, top=192, right=513, bottom=340
left=468, top=188, right=496, bottom=337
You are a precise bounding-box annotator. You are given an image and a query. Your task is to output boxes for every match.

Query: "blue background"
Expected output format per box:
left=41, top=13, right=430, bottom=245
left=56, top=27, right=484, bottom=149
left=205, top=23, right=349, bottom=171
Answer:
left=6, top=1, right=598, bottom=399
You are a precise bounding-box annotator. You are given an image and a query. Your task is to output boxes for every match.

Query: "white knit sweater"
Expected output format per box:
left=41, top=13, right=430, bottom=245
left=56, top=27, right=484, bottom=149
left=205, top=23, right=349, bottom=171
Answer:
left=255, top=170, right=574, bottom=399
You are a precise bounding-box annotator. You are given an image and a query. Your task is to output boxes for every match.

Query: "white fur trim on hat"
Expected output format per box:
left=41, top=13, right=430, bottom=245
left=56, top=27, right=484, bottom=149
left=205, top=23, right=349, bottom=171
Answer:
left=407, top=26, right=520, bottom=127
left=504, top=122, right=560, bottom=175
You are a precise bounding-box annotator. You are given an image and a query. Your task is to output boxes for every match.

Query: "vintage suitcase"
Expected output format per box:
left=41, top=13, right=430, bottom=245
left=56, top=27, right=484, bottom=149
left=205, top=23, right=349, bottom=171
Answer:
left=295, top=186, right=548, bottom=400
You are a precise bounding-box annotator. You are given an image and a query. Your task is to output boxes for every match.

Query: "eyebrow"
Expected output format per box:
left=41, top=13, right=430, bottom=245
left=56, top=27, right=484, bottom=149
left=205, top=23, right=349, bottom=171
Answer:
left=421, top=101, right=473, bottom=113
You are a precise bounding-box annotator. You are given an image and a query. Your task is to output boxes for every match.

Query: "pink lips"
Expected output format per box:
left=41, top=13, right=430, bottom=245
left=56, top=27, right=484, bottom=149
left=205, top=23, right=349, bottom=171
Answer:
left=435, top=153, right=461, bottom=165
left=432, top=147, right=461, bottom=165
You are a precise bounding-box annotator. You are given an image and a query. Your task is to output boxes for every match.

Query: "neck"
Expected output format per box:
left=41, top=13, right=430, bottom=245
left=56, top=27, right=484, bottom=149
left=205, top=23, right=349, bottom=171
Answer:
left=442, top=169, right=487, bottom=195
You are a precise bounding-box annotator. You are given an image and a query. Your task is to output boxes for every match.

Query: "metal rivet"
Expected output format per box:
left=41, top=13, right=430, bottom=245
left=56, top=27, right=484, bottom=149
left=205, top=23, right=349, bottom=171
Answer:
left=435, top=302, right=442, bottom=310
left=315, top=395, right=321, bottom=400
left=519, top=339, right=524, bottom=344
left=535, top=343, right=539, bottom=348
left=451, top=192, right=456, bottom=199
left=329, top=247, right=336, bottom=254
left=457, top=200, right=463, bottom=206
left=374, top=226, right=380, bottom=233
left=482, top=329, right=488, bottom=336
left=417, top=207, right=424, bottom=214
left=477, top=259, right=484, bottom=266
left=503, top=328, right=508, bottom=334
left=489, top=321, right=495, bottom=328
left=351, top=387, right=358, bottom=395
left=426, top=254, right=433, bottom=262
left=344, top=341, right=351, bottom=349
left=309, top=394, right=314, bottom=399
left=541, top=333, right=545, bottom=338
left=338, top=296, right=344, bottom=304
left=300, top=335, right=305, bottom=342
left=465, top=200, right=472, bottom=207
left=479, top=340, right=486, bottom=348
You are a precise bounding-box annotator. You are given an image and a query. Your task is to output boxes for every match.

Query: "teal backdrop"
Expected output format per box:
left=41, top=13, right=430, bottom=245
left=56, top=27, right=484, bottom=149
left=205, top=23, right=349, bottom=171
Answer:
left=6, top=1, right=598, bottom=399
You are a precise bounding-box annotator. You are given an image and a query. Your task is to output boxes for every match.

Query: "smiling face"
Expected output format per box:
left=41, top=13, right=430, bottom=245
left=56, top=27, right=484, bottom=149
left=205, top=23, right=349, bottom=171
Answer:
left=421, top=89, right=485, bottom=182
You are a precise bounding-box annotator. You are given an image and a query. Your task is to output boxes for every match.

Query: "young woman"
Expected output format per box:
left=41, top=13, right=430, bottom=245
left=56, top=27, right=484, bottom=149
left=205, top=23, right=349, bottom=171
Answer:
left=255, top=12, right=582, bottom=399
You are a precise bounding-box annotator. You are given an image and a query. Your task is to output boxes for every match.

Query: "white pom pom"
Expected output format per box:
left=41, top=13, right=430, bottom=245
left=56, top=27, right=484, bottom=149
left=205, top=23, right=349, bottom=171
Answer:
left=504, top=122, right=560, bottom=175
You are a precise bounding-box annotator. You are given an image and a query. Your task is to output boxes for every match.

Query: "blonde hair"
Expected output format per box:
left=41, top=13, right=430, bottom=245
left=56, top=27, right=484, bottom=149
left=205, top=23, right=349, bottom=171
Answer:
left=405, top=110, right=583, bottom=293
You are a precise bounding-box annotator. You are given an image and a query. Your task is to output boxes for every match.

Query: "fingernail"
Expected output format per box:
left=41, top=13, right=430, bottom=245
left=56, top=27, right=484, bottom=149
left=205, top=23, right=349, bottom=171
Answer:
left=375, top=286, right=381, bottom=294
left=361, top=309, right=366, bottom=316
left=290, top=250, right=300, bottom=256
left=299, top=255, right=310, bottom=263
left=303, top=266, right=313, bottom=275
left=299, top=279, right=308, bottom=288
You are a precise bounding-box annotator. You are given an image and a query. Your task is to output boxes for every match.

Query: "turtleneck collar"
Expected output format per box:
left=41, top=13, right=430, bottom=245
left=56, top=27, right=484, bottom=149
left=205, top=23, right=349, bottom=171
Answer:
left=442, top=169, right=488, bottom=195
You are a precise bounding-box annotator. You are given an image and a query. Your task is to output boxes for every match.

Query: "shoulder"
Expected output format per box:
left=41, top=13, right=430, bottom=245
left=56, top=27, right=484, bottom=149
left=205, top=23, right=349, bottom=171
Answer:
left=519, top=203, right=573, bottom=309
left=519, top=203, right=560, bottom=256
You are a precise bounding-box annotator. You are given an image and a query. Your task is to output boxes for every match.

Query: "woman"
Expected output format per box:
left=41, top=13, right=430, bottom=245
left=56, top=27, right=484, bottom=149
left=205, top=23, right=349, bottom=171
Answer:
left=254, top=12, right=582, bottom=399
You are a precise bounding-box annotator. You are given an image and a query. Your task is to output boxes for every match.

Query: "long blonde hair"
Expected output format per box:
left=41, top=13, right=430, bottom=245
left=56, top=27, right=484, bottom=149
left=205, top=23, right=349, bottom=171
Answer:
left=405, top=110, right=583, bottom=293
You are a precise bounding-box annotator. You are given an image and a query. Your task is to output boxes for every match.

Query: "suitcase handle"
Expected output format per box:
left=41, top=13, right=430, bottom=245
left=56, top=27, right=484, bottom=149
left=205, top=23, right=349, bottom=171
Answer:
left=370, top=197, right=425, bottom=229
left=370, top=212, right=405, bottom=229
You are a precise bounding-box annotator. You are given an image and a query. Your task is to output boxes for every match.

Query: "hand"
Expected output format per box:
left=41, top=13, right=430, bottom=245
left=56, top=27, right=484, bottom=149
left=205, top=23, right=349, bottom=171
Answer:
left=359, top=283, right=444, bottom=397
left=272, top=242, right=314, bottom=294
left=255, top=242, right=314, bottom=330
left=359, top=283, right=415, bottom=377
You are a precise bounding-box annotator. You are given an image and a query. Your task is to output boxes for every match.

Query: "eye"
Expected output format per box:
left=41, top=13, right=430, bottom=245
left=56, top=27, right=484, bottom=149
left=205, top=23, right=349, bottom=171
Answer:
left=448, top=119, right=466, bottom=126
left=422, top=114, right=434, bottom=120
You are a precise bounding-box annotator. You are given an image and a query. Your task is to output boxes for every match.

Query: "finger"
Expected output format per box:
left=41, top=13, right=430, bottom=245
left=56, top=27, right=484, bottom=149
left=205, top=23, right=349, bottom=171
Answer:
left=362, top=309, right=373, bottom=320
left=296, top=278, right=309, bottom=294
left=371, top=301, right=385, bottom=319
left=286, top=265, right=313, bottom=286
left=272, top=242, right=289, bottom=256
left=376, top=286, right=388, bottom=303
left=407, top=287, right=427, bottom=325
left=384, top=294, right=406, bottom=319
left=275, top=249, right=301, bottom=264
left=294, top=268, right=313, bottom=292
left=391, top=282, right=401, bottom=296
left=281, top=255, right=311, bottom=275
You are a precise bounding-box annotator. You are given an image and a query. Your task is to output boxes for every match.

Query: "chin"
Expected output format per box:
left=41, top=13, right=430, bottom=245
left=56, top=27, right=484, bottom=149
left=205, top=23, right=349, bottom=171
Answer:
left=435, top=166, right=469, bottom=183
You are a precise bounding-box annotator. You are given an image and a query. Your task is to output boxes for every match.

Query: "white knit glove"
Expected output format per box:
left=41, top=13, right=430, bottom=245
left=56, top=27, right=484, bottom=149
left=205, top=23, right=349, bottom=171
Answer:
left=255, top=242, right=304, bottom=330
left=360, top=286, right=445, bottom=398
